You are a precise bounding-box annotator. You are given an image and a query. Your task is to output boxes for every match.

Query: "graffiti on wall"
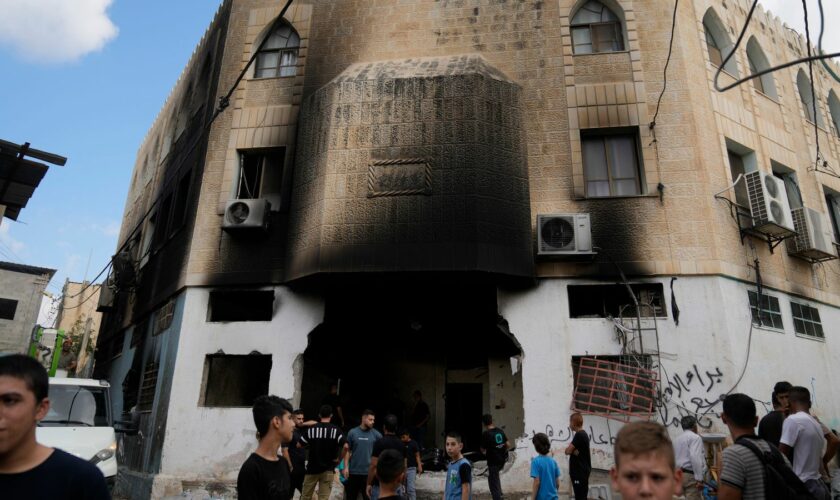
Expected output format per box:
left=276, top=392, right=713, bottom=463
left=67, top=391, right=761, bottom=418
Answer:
left=656, top=364, right=726, bottom=430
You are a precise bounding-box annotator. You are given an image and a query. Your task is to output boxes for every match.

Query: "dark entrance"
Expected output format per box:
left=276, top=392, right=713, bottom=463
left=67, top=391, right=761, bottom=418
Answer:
left=298, top=275, right=524, bottom=449
left=445, top=383, right=483, bottom=452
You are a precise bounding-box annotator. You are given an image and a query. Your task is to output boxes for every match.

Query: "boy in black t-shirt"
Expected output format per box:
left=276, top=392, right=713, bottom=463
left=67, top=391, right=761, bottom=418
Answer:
left=0, top=355, right=110, bottom=500
left=237, top=395, right=296, bottom=500
left=479, top=414, right=509, bottom=500
left=564, top=412, right=591, bottom=500
left=399, top=428, right=422, bottom=500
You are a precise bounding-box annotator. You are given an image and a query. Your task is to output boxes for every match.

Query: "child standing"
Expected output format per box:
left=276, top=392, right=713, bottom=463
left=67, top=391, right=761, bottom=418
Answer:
left=443, top=432, right=472, bottom=500
left=530, top=433, right=561, bottom=500
left=399, top=428, right=423, bottom=500
left=376, top=449, right=407, bottom=500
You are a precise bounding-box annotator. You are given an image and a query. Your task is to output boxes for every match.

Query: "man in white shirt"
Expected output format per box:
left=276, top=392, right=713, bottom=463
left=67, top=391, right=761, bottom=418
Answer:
left=673, top=416, right=706, bottom=500
left=780, top=386, right=830, bottom=500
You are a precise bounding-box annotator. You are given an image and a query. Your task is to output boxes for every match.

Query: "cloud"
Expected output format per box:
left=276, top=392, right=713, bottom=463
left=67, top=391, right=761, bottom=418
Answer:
left=0, top=0, right=118, bottom=63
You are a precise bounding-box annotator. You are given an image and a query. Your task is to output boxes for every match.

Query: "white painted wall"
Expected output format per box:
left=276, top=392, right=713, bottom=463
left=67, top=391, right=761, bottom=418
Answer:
left=498, top=275, right=840, bottom=491
left=159, top=286, right=324, bottom=480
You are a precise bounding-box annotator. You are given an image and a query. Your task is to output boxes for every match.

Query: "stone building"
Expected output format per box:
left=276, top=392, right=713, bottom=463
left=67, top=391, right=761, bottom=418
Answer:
left=0, top=261, right=56, bottom=354
left=95, top=0, right=840, bottom=497
left=54, top=280, right=103, bottom=375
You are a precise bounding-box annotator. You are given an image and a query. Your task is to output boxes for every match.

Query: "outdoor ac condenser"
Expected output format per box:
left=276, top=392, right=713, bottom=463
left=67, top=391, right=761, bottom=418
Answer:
left=536, top=213, right=594, bottom=255
left=744, top=171, right=795, bottom=237
left=787, top=206, right=836, bottom=261
left=222, top=198, right=271, bottom=232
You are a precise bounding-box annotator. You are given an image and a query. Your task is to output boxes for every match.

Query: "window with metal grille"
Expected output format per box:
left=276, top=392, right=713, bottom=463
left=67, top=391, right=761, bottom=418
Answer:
left=572, top=355, right=657, bottom=420
left=748, top=291, right=783, bottom=330
left=791, top=303, right=824, bottom=339
left=581, top=129, right=643, bottom=197
left=0, top=298, right=18, bottom=320
left=254, top=22, right=299, bottom=78
left=570, top=1, right=625, bottom=54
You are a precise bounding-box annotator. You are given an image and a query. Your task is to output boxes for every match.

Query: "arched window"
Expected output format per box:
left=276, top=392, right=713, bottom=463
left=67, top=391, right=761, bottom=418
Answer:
left=746, top=37, right=777, bottom=99
left=570, top=1, right=625, bottom=54
left=829, top=90, right=840, bottom=138
left=255, top=21, right=300, bottom=78
left=702, top=9, right=738, bottom=77
left=797, top=69, right=824, bottom=127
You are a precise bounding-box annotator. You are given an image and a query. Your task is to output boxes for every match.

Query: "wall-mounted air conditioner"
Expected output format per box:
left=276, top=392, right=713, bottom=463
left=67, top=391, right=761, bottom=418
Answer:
left=744, top=171, right=795, bottom=237
left=222, top=199, right=271, bottom=232
left=537, top=213, right=594, bottom=255
left=787, top=206, right=837, bottom=261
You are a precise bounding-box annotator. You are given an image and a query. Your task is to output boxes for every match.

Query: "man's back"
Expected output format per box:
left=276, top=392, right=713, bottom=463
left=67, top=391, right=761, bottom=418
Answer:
left=302, top=422, right=345, bottom=474
left=781, top=411, right=825, bottom=482
left=0, top=448, right=110, bottom=500
left=568, top=430, right=590, bottom=478
left=481, top=428, right=508, bottom=466
left=721, top=438, right=791, bottom=500
left=673, top=430, right=705, bottom=479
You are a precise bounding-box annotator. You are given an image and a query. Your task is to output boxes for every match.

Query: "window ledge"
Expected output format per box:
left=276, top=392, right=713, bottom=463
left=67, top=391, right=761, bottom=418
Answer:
left=572, top=50, right=630, bottom=57
left=710, top=65, right=739, bottom=80
left=574, top=192, right=659, bottom=201
left=754, top=90, right=780, bottom=104
left=794, top=333, right=825, bottom=343
left=804, top=119, right=828, bottom=133
left=753, top=323, right=785, bottom=335
left=250, top=75, right=297, bottom=81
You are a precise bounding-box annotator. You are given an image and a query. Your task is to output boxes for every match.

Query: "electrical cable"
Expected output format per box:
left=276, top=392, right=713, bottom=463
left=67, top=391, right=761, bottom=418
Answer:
left=816, top=0, right=840, bottom=83
left=65, top=0, right=296, bottom=300
left=649, top=0, right=680, bottom=132
left=802, top=0, right=822, bottom=169
left=713, top=0, right=840, bottom=94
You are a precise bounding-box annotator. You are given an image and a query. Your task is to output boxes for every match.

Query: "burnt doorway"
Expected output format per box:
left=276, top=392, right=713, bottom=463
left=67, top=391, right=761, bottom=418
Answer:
left=298, top=275, right=524, bottom=449
left=445, top=383, right=483, bottom=452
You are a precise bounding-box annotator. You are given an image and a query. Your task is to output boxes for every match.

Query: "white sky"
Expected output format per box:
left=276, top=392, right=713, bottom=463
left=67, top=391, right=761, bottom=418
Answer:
left=760, top=0, right=840, bottom=54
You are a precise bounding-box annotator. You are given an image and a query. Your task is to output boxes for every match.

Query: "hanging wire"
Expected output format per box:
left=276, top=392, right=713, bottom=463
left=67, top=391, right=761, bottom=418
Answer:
left=712, top=0, right=840, bottom=94
left=816, top=0, right=840, bottom=83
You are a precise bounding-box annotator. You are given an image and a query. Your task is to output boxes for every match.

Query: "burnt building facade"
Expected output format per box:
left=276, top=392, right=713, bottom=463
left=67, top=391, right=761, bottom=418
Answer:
left=96, top=0, right=840, bottom=497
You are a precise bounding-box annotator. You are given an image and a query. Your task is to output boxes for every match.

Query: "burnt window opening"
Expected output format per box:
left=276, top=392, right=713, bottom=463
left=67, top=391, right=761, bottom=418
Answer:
left=572, top=355, right=657, bottom=418
left=201, top=354, right=272, bottom=407
left=235, top=149, right=286, bottom=211
left=568, top=283, right=666, bottom=318
left=152, top=194, right=173, bottom=250
left=169, top=169, right=193, bottom=236
left=0, top=298, right=19, bottom=320
left=208, top=290, right=275, bottom=322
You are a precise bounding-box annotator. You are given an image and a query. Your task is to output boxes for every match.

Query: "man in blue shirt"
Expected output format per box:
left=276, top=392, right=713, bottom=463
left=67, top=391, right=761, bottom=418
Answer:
left=344, top=409, right=382, bottom=500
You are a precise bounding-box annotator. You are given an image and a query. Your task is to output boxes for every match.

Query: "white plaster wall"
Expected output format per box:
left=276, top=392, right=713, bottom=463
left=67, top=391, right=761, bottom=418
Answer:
left=498, top=275, right=840, bottom=491
left=159, top=286, right=324, bottom=479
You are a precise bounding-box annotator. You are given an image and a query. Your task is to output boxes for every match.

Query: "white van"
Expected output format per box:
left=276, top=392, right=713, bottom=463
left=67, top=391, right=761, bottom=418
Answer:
left=36, top=378, right=118, bottom=489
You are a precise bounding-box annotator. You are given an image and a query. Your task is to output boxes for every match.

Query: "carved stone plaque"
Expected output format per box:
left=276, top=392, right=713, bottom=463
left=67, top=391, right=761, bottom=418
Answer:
left=367, top=158, right=432, bottom=197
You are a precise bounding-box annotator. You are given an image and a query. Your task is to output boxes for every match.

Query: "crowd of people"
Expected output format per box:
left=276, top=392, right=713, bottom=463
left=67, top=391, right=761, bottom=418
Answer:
left=1, top=353, right=838, bottom=500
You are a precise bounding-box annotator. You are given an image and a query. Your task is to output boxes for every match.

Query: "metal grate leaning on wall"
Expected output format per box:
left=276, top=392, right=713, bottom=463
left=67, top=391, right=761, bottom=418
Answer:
left=572, top=356, right=658, bottom=421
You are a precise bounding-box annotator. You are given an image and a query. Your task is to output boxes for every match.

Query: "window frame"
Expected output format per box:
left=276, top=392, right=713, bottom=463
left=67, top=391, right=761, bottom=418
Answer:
left=0, top=298, right=18, bottom=320
left=581, top=129, right=644, bottom=198
left=704, top=25, right=724, bottom=68
left=569, top=1, right=625, bottom=55
left=790, top=302, right=824, bottom=340
left=747, top=290, right=784, bottom=331
left=253, top=22, right=300, bottom=79
left=825, top=189, right=840, bottom=244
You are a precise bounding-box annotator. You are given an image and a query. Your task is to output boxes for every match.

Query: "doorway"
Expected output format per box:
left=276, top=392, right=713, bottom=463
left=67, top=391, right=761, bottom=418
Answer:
left=445, top=383, right=483, bottom=452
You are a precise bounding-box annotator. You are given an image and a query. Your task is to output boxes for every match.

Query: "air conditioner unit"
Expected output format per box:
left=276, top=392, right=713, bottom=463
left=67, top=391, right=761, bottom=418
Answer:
left=744, top=171, right=795, bottom=237
left=786, top=207, right=837, bottom=260
left=96, top=277, right=115, bottom=312
left=222, top=198, right=271, bottom=232
left=537, top=213, right=593, bottom=255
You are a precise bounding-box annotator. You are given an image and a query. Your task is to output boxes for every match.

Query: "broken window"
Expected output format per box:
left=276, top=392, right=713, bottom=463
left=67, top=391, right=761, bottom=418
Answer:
left=748, top=290, right=783, bottom=330
left=572, top=355, right=657, bottom=419
left=201, top=354, right=272, bottom=407
left=568, top=283, right=665, bottom=318
left=0, top=298, right=18, bottom=320
left=152, top=194, right=172, bottom=250
left=791, top=302, right=823, bottom=339
left=208, top=290, right=274, bottom=322
left=169, top=169, right=192, bottom=236
left=581, top=129, right=643, bottom=197
left=235, top=149, right=286, bottom=210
